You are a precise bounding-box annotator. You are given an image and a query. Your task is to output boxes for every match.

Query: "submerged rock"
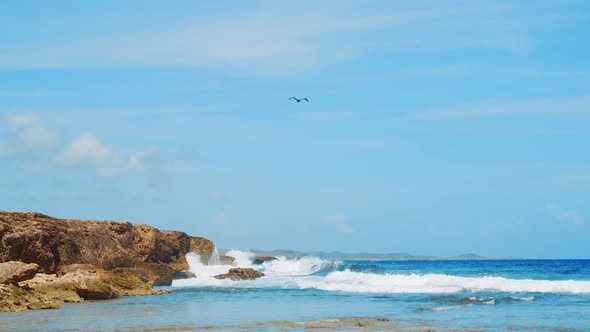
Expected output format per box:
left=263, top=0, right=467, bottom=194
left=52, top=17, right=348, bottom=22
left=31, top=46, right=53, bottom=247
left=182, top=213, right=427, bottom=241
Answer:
left=252, top=256, right=278, bottom=265
left=214, top=268, right=264, bottom=280
left=0, top=261, right=39, bottom=284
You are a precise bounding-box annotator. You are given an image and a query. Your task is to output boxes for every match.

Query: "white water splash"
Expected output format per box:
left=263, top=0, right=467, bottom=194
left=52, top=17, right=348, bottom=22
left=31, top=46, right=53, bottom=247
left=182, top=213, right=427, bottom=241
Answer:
left=208, top=246, right=221, bottom=266
left=173, top=251, right=590, bottom=295
left=294, top=270, right=590, bottom=294
left=262, top=256, right=339, bottom=276
left=225, top=250, right=256, bottom=268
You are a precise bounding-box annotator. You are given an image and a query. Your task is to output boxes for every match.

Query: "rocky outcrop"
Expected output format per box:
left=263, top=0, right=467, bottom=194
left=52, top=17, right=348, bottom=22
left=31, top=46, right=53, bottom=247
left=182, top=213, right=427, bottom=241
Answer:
left=173, top=270, right=196, bottom=280
left=0, top=211, right=191, bottom=285
left=0, top=211, right=218, bottom=312
left=214, top=268, right=264, bottom=280
left=189, top=236, right=215, bottom=263
left=219, top=255, right=235, bottom=265
left=20, top=264, right=169, bottom=303
left=252, top=256, right=277, bottom=265
left=0, top=261, right=39, bottom=284
left=0, top=284, right=60, bottom=312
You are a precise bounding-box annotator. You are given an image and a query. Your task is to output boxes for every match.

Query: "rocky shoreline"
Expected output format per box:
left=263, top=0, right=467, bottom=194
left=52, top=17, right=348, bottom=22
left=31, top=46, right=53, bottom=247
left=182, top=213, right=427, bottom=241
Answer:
left=0, top=211, right=222, bottom=312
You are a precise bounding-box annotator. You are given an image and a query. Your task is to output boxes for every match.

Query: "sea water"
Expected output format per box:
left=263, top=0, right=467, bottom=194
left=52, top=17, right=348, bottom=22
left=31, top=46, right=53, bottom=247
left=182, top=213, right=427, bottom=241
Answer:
left=1, top=252, right=589, bottom=331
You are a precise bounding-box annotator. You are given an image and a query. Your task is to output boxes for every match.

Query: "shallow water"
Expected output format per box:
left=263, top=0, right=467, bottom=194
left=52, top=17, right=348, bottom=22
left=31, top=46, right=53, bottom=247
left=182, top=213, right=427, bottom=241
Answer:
left=2, top=253, right=589, bottom=331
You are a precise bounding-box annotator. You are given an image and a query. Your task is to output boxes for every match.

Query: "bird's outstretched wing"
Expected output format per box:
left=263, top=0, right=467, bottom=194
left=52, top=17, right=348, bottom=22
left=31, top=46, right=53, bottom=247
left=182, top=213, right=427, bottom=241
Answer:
left=289, top=97, right=298, bottom=101
left=302, top=98, right=309, bottom=102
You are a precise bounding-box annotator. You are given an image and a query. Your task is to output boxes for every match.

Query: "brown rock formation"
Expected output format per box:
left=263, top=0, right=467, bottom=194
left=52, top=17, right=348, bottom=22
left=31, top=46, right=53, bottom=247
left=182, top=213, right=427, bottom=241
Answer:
left=219, top=255, right=235, bottom=265
left=189, top=236, right=215, bottom=263
left=214, top=268, right=264, bottom=280
left=21, top=264, right=169, bottom=303
left=0, top=211, right=191, bottom=285
left=173, top=270, right=196, bottom=280
left=0, top=284, right=60, bottom=312
left=0, top=261, right=40, bottom=284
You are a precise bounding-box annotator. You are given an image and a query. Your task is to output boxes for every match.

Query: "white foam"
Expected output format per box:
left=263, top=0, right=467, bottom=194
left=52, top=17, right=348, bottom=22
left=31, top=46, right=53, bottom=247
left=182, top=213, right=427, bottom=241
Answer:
left=172, top=253, right=236, bottom=287
left=208, top=246, right=221, bottom=265
left=173, top=252, right=590, bottom=295
left=262, top=256, right=338, bottom=276
left=430, top=304, right=472, bottom=311
left=294, top=270, right=590, bottom=294
left=225, top=250, right=256, bottom=268
left=508, top=296, right=535, bottom=302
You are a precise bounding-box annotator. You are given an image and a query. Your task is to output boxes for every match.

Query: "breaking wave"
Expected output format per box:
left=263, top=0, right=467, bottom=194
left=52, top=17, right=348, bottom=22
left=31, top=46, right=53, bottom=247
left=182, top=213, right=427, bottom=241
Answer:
left=294, top=270, right=590, bottom=294
left=172, top=251, right=590, bottom=294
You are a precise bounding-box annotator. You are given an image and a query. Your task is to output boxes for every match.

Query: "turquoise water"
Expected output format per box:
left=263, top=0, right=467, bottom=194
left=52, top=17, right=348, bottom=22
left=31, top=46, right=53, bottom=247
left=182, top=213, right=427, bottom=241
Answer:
left=2, top=254, right=589, bottom=331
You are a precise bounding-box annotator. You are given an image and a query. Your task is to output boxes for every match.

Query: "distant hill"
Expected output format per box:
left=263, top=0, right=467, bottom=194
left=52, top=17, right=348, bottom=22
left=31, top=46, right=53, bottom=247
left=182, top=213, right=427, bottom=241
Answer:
left=220, top=248, right=522, bottom=261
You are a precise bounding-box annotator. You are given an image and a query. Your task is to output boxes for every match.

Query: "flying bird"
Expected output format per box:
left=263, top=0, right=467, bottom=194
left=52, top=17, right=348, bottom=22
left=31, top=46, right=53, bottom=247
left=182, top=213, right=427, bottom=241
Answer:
left=289, top=97, right=309, bottom=103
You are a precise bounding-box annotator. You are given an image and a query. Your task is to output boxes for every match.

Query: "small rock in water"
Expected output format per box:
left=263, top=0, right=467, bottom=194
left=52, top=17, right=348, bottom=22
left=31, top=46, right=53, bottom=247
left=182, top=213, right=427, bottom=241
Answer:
left=214, top=268, right=264, bottom=280
left=252, top=256, right=278, bottom=265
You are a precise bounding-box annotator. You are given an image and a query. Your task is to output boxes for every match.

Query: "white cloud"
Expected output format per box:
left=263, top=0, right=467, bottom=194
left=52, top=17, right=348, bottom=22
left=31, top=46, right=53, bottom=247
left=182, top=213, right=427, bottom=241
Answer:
left=59, top=134, right=166, bottom=178
left=547, top=204, right=585, bottom=227
left=325, top=214, right=354, bottom=234
left=2, top=113, right=59, bottom=151
left=2, top=112, right=166, bottom=179
left=60, top=133, right=117, bottom=166
left=129, top=146, right=160, bottom=170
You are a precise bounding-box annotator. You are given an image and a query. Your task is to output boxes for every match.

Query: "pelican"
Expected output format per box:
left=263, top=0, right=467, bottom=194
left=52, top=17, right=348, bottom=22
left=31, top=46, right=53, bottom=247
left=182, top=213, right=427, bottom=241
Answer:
left=289, top=97, right=309, bottom=103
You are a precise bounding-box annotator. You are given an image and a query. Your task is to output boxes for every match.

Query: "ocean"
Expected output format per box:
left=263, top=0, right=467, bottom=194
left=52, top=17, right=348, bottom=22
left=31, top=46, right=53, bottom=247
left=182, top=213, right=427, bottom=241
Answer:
left=2, top=251, right=589, bottom=331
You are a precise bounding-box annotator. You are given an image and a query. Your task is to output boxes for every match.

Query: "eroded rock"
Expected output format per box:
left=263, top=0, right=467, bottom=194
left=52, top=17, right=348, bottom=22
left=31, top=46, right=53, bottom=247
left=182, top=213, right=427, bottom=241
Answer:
left=189, top=236, right=215, bottom=263
left=219, top=255, right=235, bottom=265
left=0, top=261, right=39, bottom=284
left=0, top=211, right=191, bottom=284
left=0, top=284, right=60, bottom=312
left=214, top=268, right=264, bottom=280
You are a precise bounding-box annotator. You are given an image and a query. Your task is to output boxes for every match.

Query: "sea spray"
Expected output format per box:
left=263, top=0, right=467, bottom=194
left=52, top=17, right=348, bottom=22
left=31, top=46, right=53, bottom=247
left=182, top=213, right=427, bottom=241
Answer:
left=208, top=246, right=221, bottom=265
left=225, top=250, right=256, bottom=268
left=261, top=256, right=340, bottom=276
left=174, top=251, right=590, bottom=295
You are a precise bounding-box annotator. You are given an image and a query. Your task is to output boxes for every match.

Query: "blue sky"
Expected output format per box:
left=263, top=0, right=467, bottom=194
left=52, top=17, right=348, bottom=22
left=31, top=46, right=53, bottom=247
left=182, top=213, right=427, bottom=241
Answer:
left=1, top=1, right=589, bottom=258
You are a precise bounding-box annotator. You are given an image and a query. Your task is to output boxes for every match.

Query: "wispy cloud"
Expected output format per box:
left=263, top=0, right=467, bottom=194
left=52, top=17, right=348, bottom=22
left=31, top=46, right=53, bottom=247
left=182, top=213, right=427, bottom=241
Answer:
left=416, top=95, right=590, bottom=119
left=547, top=204, right=585, bottom=227
left=356, top=63, right=474, bottom=81
left=325, top=214, right=354, bottom=234
left=1, top=113, right=59, bottom=153
left=1, top=112, right=166, bottom=178
left=0, top=89, right=51, bottom=97
left=296, top=111, right=354, bottom=120
left=0, top=1, right=572, bottom=73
